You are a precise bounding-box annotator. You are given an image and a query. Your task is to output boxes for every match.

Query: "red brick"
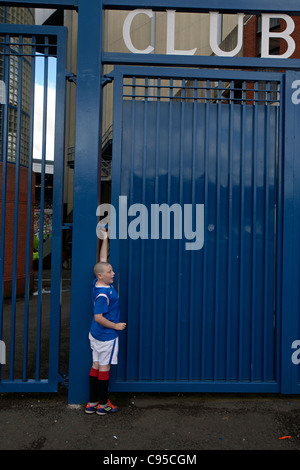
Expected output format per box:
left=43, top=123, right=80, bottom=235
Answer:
left=0, top=163, right=35, bottom=297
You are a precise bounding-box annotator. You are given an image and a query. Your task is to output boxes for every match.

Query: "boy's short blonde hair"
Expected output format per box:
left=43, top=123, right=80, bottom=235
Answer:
left=94, top=261, right=110, bottom=276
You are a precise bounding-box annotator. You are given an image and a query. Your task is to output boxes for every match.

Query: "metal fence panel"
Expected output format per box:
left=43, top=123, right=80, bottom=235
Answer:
left=109, top=68, right=283, bottom=392
left=0, top=25, right=67, bottom=392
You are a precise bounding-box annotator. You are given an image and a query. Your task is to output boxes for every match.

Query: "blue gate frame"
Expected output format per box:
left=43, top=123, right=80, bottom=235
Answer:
left=0, top=0, right=300, bottom=403
left=281, top=70, right=300, bottom=394
left=108, top=66, right=284, bottom=393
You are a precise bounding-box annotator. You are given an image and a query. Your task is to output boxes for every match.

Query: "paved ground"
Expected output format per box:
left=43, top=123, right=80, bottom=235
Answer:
left=1, top=389, right=300, bottom=453
left=2, top=270, right=300, bottom=456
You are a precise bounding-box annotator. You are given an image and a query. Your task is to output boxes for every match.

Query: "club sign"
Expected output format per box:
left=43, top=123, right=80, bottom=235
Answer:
left=123, top=10, right=296, bottom=59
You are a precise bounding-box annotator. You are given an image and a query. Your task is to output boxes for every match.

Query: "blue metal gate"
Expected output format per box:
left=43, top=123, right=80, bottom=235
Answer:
left=108, top=67, right=284, bottom=393
left=0, top=24, right=67, bottom=392
left=2, top=1, right=300, bottom=403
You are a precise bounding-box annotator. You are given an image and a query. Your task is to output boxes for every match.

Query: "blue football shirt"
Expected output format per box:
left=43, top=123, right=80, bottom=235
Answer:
left=90, top=278, right=120, bottom=341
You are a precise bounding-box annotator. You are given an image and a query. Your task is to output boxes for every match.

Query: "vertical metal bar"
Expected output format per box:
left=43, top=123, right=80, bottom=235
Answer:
left=238, top=81, right=246, bottom=380
left=151, top=77, right=160, bottom=381
left=0, top=35, right=10, bottom=381
left=275, top=80, right=283, bottom=385
left=176, top=78, right=185, bottom=381
left=164, top=78, right=173, bottom=381
left=214, top=80, right=222, bottom=380
left=188, top=79, right=197, bottom=381
left=200, top=80, right=209, bottom=380
left=138, top=77, right=148, bottom=381
left=263, top=82, right=270, bottom=382
left=36, top=39, right=49, bottom=381
left=10, top=37, right=23, bottom=381
left=23, top=37, right=36, bottom=382
left=68, top=0, right=103, bottom=403
left=127, top=76, right=135, bottom=381
left=251, top=81, right=258, bottom=382
left=226, top=80, right=234, bottom=381
left=48, top=28, right=67, bottom=387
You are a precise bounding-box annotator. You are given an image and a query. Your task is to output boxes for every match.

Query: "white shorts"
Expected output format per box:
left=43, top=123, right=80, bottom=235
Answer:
left=89, top=333, right=119, bottom=365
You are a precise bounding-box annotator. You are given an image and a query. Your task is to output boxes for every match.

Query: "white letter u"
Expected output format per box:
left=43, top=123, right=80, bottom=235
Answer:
left=210, top=12, right=244, bottom=57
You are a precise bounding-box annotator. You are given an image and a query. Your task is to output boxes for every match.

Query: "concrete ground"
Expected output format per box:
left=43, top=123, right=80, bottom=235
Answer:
left=2, top=269, right=300, bottom=454
left=1, top=389, right=300, bottom=452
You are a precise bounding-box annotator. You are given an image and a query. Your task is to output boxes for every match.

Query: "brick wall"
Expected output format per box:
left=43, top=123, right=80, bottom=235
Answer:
left=280, top=16, right=300, bottom=58
left=243, top=15, right=300, bottom=59
left=243, top=16, right=258, bottom=58
left=0, top=163, right=35, bottom=297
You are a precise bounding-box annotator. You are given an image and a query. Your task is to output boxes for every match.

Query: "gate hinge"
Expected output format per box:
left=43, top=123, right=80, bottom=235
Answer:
left=58, top=372, right=68, bottom=388
left=101, top=76, right=113, bottom=87
left=66, top=71, right=77, bottom=84
left=62, top=223, right=72, bottom=230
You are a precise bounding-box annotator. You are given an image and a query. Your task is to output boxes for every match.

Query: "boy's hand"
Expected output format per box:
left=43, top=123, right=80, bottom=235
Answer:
left=98, top=226, right=111, bottom=240
left=115, top=322, right=126, bottom=330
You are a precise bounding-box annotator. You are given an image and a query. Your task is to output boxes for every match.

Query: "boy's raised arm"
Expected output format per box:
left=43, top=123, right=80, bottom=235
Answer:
left=99, top=229, right=108, bottom=262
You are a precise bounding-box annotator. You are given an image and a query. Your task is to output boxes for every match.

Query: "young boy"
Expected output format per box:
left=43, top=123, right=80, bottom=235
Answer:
left=85, top=230, right=126, bottom=415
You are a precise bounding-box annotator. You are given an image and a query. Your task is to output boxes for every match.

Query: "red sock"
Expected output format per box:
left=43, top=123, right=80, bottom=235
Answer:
left=90, top=367, right=98, bottom=377
left=98, top=370, right=109, bottom=381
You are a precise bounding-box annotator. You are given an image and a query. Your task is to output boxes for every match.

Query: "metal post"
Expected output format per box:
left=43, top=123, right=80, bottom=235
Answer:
left=68, top=0, right=103, bottom=403
left=281, top=70, right=300, bottom=394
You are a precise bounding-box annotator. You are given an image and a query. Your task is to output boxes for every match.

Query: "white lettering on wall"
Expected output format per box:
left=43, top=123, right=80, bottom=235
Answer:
left=166, top=10, right=197, bottom=55
left=122, top=9, right=297, bottom=59
left=261, top=14, right=296, bottom=58
left=210, top=12, right=244, bottom=57
left=123, top=9, right=154, bottom=54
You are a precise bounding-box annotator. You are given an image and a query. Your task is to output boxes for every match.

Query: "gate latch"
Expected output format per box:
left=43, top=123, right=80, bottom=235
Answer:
left=101, top=76, right=113, bottom=87
left=66, top=71, right=77, bottom=84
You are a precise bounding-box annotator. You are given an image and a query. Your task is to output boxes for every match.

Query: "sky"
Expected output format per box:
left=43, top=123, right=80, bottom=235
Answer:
left=33, top=54, right=57, bottom=162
